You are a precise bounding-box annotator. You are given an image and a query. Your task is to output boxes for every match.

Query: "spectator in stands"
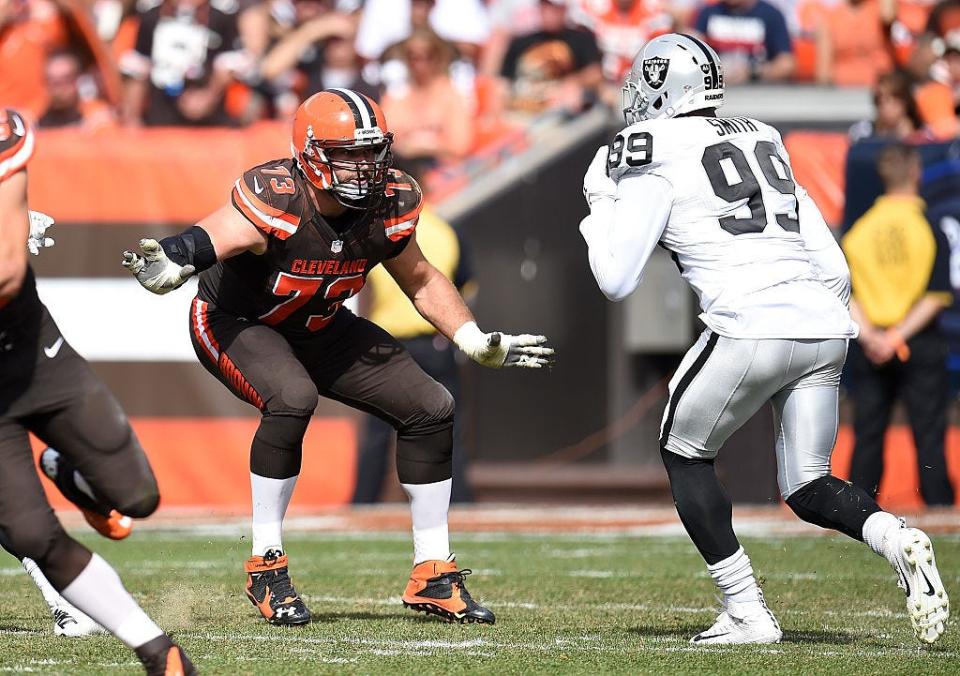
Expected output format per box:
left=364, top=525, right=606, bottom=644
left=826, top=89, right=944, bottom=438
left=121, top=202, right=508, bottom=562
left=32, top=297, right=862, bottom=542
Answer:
left=575, top=0, right=674, bottom=87
left=256, top=3, right=369, bottom=119
left=927, top=0, right=960, bottom=44
left=353, top=166, right=476, bottom=505
left=380, top=28, right=474, bottom=170
left=500, top=0, right=603, bottom=113
left=842, top=144, right=955, bottom=505
left=695, top=0, right=794, bottom=84
left=849, top=70, right=932, bottom=142
left=355, top=0, right=490, bottom=65
left=38, top=50, right=115, bottom=129
left=0, top=0, right=70, bottom=119
left=119, top=0, right=247, bottom=126
left=906, top=32, right=960, bottom=137
left=482, top=0, right=542, bottom=77
left=815, top=0, right=895, bottom=87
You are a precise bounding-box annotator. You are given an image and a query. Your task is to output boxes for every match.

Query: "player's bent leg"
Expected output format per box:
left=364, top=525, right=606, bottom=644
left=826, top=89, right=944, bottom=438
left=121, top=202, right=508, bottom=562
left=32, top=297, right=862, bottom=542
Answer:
left=774, top=361, right=949, bottom=644
left=190, top=306, right=317, bottom=626
left=27, top=359, right=159, bottom=533
left=318, top=316, right=493, bottom=624
left=20, top=556, right=104, bottom=637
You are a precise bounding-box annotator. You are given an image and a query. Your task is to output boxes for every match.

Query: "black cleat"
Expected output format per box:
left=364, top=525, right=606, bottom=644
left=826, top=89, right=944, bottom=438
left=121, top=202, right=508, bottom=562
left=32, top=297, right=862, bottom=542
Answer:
left=244, top=549, right=311, bottom=626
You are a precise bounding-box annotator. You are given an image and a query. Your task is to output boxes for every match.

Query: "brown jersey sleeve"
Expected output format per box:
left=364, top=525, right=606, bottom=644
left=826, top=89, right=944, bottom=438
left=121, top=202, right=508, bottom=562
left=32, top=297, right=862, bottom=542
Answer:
left=0, top=109, right=35, bottom=182
left=230, top=160, right=303, bottom=240
left=382, top=169, right=424, bottom=243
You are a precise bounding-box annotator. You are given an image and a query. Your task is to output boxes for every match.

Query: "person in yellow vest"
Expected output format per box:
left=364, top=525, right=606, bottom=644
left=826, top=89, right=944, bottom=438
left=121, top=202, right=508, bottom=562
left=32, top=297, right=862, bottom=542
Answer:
left=842, top=143, right=955, bottom=504
left=353, top=179, right=476, bottom=503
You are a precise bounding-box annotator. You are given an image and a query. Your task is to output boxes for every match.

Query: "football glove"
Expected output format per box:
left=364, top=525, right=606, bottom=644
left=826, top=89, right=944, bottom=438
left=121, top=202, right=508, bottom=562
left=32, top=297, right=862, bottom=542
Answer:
left=26, top=210, right=55, bottom=255
left=582, top=145, right=616, bottom=206
left=453, top=321, right=555, bottom=369
left=122, top=238, right=195, bottom=295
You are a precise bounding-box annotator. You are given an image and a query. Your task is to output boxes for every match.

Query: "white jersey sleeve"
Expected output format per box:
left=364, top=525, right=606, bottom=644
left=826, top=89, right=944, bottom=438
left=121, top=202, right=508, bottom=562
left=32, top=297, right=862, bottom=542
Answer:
left=605, top=116, right=856, bottom=340
left=579, top=173, right=672, bottom=301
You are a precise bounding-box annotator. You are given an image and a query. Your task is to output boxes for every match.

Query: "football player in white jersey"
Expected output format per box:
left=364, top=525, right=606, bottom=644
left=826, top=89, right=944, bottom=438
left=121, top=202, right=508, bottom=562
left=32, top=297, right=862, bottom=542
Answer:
left=580, top=33, right=949, bottom=645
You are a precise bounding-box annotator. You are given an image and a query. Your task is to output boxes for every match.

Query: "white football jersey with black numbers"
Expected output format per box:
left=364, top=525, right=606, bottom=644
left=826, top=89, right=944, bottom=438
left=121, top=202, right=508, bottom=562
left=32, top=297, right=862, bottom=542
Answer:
left=607, top=115, right=856, bottom=339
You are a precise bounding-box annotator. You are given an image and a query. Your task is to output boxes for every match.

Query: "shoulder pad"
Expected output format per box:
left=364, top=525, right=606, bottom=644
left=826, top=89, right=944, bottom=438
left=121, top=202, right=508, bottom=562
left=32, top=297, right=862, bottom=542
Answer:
left=0, top=109, right=35, bottom=182
left=231, top=160, right=303, bottom=240
left=382, top=169, right=423, bottom=242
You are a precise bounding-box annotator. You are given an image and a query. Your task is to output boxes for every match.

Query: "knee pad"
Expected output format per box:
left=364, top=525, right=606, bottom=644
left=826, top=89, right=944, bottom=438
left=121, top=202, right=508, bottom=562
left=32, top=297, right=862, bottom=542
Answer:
left=402, top=383, right=455, bottom=437
left=117, top=481, right=160, bottom=518
left=0, top=510, right=63, bottom=562
left=268, top=380, right=319, bottom=418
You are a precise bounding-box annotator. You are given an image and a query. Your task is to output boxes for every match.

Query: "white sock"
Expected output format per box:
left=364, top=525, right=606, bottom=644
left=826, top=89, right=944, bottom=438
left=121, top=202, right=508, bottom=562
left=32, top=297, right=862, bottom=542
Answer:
left=250, top=473, right=297, bottom=556
left=862, top=511, right=902, bottom=560
left=708, top=547, right=761, bottom=607
left=61, top=554, right=163, bottom=648
left=22, top=557, right=64, bottom=611
left=401, top=478, right=452, bottom=564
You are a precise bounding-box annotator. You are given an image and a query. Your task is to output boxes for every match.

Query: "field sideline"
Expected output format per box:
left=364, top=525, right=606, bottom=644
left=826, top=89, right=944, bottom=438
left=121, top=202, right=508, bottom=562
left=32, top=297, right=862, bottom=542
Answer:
left=0, top=506, right=956, bottom=675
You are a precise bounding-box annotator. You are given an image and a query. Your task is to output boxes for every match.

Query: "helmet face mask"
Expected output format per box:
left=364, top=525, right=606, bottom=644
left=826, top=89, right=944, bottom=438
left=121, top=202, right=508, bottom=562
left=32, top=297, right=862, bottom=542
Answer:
left=622, top=33, right=725, bottom=124
left=305, top=136, right=394, bottom=209
left=293, top=89, right=395, bottom=210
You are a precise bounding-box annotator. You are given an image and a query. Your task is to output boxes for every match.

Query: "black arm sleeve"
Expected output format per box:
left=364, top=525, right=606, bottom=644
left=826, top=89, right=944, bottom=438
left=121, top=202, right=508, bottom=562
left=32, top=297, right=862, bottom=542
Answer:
left=160, top=225, right=217, bottom=271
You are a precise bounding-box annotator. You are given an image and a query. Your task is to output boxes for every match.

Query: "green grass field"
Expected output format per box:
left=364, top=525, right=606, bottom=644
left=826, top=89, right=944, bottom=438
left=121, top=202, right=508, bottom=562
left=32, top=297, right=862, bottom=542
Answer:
left=0, top=528, right=957, bottom=675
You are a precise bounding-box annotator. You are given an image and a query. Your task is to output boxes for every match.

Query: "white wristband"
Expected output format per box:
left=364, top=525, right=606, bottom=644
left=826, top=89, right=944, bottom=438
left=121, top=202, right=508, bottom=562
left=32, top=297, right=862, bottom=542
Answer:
left=452, top=321, right=485, bottom=356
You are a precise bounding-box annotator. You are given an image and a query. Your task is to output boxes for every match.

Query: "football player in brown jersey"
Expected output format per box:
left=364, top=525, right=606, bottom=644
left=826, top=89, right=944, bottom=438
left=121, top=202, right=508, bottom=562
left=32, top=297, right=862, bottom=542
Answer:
left=0, top=109, right=195, bottom=674
left=124, top=88, right=554, bottom=627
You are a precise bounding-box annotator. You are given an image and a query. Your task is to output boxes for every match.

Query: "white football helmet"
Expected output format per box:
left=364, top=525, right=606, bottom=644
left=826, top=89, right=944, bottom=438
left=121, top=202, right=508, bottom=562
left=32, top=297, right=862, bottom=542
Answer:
left=622, top=33, right=725, bottom=125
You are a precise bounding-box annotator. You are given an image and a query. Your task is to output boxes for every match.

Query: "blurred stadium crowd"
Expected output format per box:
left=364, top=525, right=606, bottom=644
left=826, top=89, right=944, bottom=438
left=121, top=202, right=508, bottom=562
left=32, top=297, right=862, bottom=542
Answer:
left=5, top=0, right=960, bottom=159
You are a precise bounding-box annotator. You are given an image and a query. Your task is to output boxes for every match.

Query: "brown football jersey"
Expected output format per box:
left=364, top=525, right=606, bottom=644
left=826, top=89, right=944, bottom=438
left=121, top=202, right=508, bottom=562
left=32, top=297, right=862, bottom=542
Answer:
left=198, top=160, right=423, bottom=338
left=0, top=108, right=40, bottom=323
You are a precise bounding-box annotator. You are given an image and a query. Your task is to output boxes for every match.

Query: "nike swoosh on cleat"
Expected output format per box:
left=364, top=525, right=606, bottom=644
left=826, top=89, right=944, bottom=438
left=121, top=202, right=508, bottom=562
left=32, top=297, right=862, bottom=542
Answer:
left=44, top=336, right=64, bottom=358
left=693, top=632, right=729, bottom=642
left=920, top=568, right=937, bottom=597
left=895, top=562, right=911, bottom=597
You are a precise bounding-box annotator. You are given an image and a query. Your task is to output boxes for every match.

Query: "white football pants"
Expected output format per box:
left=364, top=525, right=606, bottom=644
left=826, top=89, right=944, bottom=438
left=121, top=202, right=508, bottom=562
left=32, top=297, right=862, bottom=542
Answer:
left=660, top=329, right=848, bottom=499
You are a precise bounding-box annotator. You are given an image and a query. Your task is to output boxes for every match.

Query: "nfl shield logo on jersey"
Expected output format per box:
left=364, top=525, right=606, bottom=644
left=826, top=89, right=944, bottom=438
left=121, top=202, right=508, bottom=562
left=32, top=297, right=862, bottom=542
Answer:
left=331, top=240, right=343, bottom=253
left=642, top=57, right=670, bottom=89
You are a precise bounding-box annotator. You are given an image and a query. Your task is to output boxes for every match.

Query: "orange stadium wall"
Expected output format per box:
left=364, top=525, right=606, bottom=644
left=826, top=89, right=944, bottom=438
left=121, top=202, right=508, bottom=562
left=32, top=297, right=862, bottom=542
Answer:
left=23, top=127, right=943, bottom=511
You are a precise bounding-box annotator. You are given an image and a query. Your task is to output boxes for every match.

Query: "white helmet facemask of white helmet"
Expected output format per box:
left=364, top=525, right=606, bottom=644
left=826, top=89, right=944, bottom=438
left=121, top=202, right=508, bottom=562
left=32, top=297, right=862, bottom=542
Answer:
left=622, top=33, right=725, bottom=125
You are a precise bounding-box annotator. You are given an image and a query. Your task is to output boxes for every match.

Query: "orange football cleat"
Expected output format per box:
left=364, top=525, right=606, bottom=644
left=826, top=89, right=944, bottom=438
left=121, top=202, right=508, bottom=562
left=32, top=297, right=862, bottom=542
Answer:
left=81, top=508, right=133, bottom=540
left=402, top=557, right=495, bottom=624
left=244, top=550, right=311, bottom=625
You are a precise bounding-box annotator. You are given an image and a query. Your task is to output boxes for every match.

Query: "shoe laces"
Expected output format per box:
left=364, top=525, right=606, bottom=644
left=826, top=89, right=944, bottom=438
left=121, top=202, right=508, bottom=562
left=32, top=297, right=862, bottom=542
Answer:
left=53, top=608, right=76, bottom=628
left=444, top=568, right=476, bottom=603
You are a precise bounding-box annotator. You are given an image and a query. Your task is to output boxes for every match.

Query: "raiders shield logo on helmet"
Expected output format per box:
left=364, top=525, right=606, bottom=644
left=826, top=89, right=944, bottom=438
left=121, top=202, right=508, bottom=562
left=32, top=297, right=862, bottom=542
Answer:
left=642, top=56, right=670, bottom=89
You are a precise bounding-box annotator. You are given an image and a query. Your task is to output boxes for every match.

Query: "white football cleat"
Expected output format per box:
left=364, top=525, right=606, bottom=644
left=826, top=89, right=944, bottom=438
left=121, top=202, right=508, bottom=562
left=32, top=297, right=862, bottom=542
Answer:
left=52, top=604, right=104, bottom=637
left=690, top=593, right=782, bottom=645
left=887, top=526, right=949, bottom=644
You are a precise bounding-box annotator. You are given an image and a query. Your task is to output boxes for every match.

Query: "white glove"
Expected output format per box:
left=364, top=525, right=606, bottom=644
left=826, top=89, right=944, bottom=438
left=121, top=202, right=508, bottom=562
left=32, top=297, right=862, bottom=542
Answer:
left=583, top=145, right=616, bottom=207
left=26, top=210, right=55, bottom=255
left=122, top=238, right=195, bottom=295
left=453, top=321, right=555, bottom=369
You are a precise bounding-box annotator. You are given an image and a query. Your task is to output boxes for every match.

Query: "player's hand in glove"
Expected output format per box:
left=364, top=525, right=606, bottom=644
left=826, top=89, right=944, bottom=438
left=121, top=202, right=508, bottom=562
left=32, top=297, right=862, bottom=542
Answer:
left=582, top=145, right=616, bottom=206
left=26, top=210, right=55, bottom=255
left=122, top=238, right=195, bottom=295
left=453, top=321, right=555, bottom=369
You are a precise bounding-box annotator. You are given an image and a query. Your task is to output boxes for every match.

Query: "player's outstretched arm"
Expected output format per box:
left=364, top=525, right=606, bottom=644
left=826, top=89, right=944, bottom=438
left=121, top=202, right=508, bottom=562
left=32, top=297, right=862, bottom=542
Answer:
left=122, top=203, right=267, bottom=294
left=0, top=169, right=30, bottom=300
left=382, top=234, right=555, bottom=369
